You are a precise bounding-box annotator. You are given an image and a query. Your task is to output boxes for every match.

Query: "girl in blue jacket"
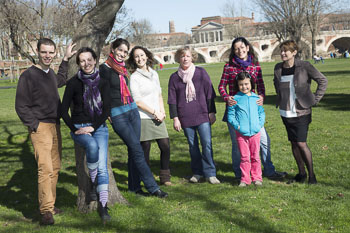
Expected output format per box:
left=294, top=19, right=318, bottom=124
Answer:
left=228, top=72, right=265, bottom=187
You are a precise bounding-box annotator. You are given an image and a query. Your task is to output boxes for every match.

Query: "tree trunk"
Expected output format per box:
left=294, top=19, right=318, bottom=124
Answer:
left=74, top=145, right=127, bottom=213
left=69, top=0, right=128, bottom=213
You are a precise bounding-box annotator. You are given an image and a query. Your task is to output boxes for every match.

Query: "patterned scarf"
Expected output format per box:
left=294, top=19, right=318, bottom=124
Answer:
left=77, top=69, right=102, bottom=118
left=177, top=63, right=196, bottom=103
left=233, top=54, right=252, bottom=69
left=105, top=53, right=133, bottom=105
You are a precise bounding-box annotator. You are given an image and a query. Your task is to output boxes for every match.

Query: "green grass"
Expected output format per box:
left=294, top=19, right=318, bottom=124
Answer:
left=1, top=59, right=350, bottom=232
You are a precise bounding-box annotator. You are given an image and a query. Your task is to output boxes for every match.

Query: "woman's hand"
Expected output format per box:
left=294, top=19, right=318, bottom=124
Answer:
left=209, top=113, right=216, bottom=125
left=257, top=95, right=264, bottom=106
left=75, top=126, right=94, bottom=136
left=154, top=111, right=166, bottom=122
left=173, top=117, right=182, bottom=132
left=227, top=96, right=237, bottom=106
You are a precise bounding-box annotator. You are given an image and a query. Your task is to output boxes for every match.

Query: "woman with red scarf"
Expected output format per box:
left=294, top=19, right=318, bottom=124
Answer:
left=218, top=37, right=287, bottom=182
left=99, top=38, right=168, bottom=198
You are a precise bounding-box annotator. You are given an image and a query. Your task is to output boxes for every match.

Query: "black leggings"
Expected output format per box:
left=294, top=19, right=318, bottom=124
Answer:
left=141, top=138, right=170, bottom=170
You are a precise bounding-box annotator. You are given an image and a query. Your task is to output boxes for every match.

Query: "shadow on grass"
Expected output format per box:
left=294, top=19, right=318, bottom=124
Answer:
left=0, top=124, right=76, bottom=222
left=263, top=94, right=350, bottom=111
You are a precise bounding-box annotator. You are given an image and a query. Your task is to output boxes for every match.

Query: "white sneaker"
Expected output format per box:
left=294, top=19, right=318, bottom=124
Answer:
left=189, top=175, right=202, bottom=183
left=207, top=176, right=221, bottom=184
left=253, top=180, right=263, bottom=186
left=239, top=182, right=247, bottom=187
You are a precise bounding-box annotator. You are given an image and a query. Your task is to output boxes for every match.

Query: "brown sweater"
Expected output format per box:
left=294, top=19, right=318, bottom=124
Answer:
left=15, top=61, right=68, bottom=131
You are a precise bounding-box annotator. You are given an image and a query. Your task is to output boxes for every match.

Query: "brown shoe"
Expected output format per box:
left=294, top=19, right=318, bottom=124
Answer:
left=54, top=207, right=63, bottom=215
left=40, top=211, right=54, bottom=225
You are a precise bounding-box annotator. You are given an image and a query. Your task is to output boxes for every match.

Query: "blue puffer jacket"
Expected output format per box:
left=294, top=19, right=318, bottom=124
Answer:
left=227, top=92, right=265, bottom=137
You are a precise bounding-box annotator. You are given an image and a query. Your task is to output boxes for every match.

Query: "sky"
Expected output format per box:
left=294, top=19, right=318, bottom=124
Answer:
left=123, top=0, right=258, bottom=34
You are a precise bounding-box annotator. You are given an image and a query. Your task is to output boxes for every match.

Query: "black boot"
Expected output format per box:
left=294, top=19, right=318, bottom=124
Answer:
left=90, top=179, right=98, bottom=201
left=98, top=202, right=111, bottom=222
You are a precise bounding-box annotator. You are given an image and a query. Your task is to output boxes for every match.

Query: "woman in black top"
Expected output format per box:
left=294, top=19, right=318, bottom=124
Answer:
left=61, top=47, right=111, bottom=221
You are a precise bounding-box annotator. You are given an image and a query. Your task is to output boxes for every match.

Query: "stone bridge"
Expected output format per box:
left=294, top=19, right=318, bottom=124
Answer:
left=150, top=30, right=350, bottom=64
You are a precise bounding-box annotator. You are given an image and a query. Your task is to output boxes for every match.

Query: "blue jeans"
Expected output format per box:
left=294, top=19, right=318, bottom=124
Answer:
left=111, top=108, right=159, bottom=193
left=183, top=122, right=217, bottom=177
left=227, top=123, right=276, bottom=178
left=71, top=123, right=109, bottom=192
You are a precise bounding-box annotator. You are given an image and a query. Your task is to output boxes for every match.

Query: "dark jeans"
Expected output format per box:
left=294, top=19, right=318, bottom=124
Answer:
left=111, top=108, right=159, bottom=193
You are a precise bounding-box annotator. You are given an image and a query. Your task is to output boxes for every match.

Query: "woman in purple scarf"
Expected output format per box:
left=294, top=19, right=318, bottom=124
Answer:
left=61, top=47, right=111, bottom=222
left=218, top=37, right=287, bottom=182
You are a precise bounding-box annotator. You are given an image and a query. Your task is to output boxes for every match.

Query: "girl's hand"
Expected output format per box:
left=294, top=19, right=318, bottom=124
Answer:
left=257, top=95, right=264, bottom=106
left=173, top=117, right=182, bottom=132
left=227, top=96, right=237, bottom=106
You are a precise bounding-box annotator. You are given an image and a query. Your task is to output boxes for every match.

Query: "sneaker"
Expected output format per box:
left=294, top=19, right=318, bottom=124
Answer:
left=253, top=180, right=263, bottom=186
left=189, top=174, right=202, bottom=183
left=40, top=211, right=54, bottom=225
left=152, top=189, right=168, bottom=198
left=98, top=203, right=111, bottom=222
left=207, top=176, right=221, bottom=184
left=239, top=182, right=247, bottom=187
left=265, top=171, right=288, bottom=180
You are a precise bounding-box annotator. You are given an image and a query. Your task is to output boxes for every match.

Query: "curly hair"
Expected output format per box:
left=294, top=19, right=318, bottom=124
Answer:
left=174, top=46, right=198, bottom=63
left=127, top=46, right=155, bottom=73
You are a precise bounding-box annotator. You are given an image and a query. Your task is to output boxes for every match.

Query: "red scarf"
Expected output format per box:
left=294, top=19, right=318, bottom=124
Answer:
left=105, top=53, right=133, bottom=105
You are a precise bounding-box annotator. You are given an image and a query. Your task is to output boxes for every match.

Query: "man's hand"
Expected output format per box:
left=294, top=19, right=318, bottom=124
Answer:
left=63, top=42, right=77, bottom=61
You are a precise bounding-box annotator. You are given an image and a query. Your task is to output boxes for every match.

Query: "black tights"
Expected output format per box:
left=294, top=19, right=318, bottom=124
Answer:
left=141, top=138, right=170, bottom=170
left=291, top=141, right=315, bottom=178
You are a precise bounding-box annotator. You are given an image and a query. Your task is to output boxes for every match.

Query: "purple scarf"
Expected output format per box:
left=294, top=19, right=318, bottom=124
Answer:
left=77, top=69, right=103, bottom=118
left=233, top=55, right=252, bottom=69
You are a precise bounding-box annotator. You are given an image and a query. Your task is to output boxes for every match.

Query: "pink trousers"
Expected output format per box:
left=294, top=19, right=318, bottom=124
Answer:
left=236, top=131, right=262, bottom=184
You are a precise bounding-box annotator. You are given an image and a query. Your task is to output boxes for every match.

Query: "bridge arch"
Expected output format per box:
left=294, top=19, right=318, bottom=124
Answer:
left=325, top=36, right=350, bottom=53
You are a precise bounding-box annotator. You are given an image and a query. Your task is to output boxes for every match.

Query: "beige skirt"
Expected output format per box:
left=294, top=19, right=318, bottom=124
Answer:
left=140, top=119, right=169, bottom=141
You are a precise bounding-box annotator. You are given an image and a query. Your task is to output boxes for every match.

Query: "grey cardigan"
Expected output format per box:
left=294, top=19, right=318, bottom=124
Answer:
left=273, top=59, right=328, bottom=109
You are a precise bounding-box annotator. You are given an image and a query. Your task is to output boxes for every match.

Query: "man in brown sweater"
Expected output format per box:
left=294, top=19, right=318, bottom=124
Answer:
left=15, top=38, right=76, bottom=225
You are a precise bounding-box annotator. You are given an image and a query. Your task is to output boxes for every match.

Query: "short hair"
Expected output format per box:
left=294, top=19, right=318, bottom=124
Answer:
left=174, top=46, right=198, bottom=63
left=75, top=47, right=97, bottom=65
left=229, top=37, right=258, bottom=65
left=127, top=46, right=155, bottom=73
left=279, top=40, right=299, bottom=52
left=37, top=38, right=56, bottom=51
left=234, top=71, right=256, bottom=93
left=111, top=38, right=130, bottom=51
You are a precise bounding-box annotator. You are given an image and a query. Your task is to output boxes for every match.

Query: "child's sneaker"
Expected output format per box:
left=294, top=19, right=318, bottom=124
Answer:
left=189, top=175, right=202, bottom=183
left=253, top=180, right=263, bottom=186
left=239, top=182, right=247, bottom=187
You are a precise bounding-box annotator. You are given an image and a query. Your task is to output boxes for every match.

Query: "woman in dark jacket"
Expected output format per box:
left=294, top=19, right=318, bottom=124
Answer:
left=274, top=40, right=328, bottom=184
left=99, top=38, right=167, bottom=198
left=61, top=47, right=111, bottom=221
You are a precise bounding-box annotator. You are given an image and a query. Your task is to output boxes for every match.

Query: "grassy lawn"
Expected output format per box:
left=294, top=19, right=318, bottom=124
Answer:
left=0, top=58, right=349, bottom=232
